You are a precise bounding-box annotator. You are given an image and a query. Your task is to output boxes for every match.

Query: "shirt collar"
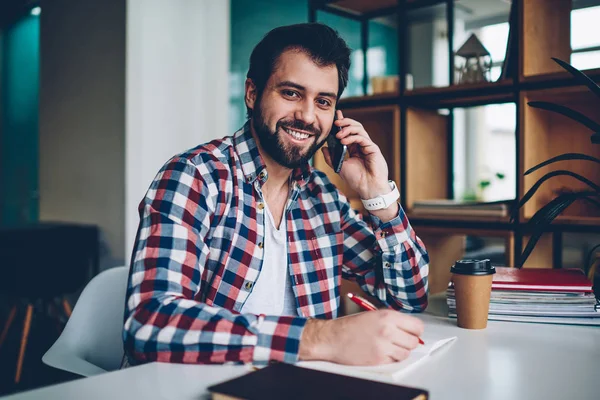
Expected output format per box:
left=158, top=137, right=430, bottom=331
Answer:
left=233, top=121, right=312, bottom=187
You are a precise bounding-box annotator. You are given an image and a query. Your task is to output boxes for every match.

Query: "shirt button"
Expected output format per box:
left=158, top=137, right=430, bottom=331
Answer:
left=244, top=281, right=253, bottom=290
left=258, top=242, right=264, bottom=249
left=257, top=202, right=265, bottom=210
left=259, top=171, right=266, bottom=179
left=385, top=262, right=391, bottom=268
left=381, top=231, right=387, bottom=238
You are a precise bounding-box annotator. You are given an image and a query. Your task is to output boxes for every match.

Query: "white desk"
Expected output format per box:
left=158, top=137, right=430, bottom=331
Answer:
left=3, top=295, right=599, bottom=400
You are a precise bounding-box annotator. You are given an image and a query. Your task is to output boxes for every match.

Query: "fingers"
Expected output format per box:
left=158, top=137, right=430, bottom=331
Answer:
left=334, top=113, right=370, bottom=140
left=389, top=346, right=411, bottom=363
left=380, top=310, right=424, bottom=338
left=394, top=314, right=425, bottom=338
left=378, top=340, right=411, bottom=364
left=338, top=134, right=380, bottom=157
left=336, top=122, right=370, bottom=141
left=390, top=327, right=420, bottom=351
left=378, top=315, right=420, bottom=352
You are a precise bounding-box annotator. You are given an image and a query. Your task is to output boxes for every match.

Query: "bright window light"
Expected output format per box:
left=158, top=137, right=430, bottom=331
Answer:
left=31, top=7, right=41, bottom=16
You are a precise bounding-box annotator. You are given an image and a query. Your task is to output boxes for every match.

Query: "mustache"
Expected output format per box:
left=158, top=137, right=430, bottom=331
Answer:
left=278, top=119, right=321, bottom=136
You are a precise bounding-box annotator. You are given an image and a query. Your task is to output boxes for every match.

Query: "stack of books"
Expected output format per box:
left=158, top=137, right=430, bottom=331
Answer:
left=447, top=267, right=600, bottom=326
left=411, top=199, right=513, bottom=218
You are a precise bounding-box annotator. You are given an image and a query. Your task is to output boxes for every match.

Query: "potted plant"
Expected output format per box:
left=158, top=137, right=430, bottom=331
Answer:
left=512, top=58, right=600, bottom=276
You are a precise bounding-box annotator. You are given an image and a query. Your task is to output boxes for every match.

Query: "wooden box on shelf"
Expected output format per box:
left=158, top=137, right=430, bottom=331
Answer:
left=521, top=233, right=553, bottom=269
left=418, top=227, right=514, bottom=294
left=405, top=107, right=448, bottom=211
left=520, top=86, right=600, bottom=224
left=520, top=0, right=571, bottom=79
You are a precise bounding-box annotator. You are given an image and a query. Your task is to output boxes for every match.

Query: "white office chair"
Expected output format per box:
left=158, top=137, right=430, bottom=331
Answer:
left=42, top=265, right=129, bottom=377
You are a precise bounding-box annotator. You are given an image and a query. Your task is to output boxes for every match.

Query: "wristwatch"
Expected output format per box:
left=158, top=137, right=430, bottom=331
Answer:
left=361, top=181, right=400, bottom=211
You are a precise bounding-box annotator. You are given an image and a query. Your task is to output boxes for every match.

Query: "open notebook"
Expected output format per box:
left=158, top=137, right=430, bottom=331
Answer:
left=297, top=334, right=456, bottom=382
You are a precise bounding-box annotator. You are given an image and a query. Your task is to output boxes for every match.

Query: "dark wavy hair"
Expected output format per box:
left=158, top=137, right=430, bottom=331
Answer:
left=246, top=23, right=351, bottom=118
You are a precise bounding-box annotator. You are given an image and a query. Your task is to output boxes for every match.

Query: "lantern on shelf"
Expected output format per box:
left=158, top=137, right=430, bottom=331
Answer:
left=455, top=33, right=492, bottom=84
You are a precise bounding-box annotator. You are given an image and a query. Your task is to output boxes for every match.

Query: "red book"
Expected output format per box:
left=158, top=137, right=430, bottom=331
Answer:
left=492, top=267, right=593, bottom=292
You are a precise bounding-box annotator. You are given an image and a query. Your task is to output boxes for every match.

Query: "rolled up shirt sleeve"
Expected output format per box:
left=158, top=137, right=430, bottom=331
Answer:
left=339, top=193, right=429, bottom=313
left=123, top=158, right=308, bottom=365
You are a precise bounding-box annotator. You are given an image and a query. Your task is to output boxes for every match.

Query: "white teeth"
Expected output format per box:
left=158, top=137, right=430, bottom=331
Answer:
left=284, top=128, right=310, bottom=140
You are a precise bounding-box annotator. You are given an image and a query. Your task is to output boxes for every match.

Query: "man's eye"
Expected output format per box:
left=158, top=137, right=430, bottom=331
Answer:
left=317, top=99, right=332, bottom=107
left=283, top=90, right=299, bottom=98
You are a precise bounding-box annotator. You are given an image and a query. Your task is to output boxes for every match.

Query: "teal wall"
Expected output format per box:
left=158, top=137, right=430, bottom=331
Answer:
left=229, top=0, right=398, bottom=133
left=1, top=14, right=40, bottom=225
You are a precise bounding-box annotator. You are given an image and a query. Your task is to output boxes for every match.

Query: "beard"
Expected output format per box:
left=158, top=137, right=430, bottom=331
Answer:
left=252, top=100, right=326, bottom=169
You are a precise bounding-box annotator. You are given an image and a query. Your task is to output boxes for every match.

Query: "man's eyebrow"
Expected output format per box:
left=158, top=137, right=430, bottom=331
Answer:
left=276, top=80, right=338, bottom=99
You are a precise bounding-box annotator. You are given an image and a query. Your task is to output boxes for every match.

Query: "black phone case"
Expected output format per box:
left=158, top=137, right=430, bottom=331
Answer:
left=327, top=117, right=347, bottom=173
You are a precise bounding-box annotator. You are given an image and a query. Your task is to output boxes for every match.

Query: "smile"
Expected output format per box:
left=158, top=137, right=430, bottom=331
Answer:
left=283, top=127, right=312, bottom=141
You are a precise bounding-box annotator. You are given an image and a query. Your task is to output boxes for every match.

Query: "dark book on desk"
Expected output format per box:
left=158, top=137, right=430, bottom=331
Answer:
left=208, top=362, right=428, bottom=400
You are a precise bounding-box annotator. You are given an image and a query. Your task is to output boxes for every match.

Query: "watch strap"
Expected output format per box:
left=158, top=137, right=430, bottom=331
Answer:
left=361, top=181, right=400, bottom=211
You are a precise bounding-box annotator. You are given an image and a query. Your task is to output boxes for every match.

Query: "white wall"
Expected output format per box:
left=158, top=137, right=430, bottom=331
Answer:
left=39, top=0, right=126, bottom=262
left=126, top=0, right=230, bottom=259
left=40, top=0, right=230, bottom=266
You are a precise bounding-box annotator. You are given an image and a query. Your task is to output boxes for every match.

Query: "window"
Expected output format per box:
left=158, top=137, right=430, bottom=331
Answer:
left=571, top=5, right=600, bottom=70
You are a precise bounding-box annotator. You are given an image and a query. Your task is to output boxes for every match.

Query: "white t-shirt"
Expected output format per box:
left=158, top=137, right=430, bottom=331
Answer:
left=240, top=203, right=297, bottom=316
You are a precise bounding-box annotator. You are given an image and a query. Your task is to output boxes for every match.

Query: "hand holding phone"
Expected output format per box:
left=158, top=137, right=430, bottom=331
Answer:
left=326, top=112, right=347, bottom=173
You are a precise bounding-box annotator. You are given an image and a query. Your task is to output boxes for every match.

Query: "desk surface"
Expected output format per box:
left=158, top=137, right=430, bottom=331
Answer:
left=3, top=295, right=599, bottom=400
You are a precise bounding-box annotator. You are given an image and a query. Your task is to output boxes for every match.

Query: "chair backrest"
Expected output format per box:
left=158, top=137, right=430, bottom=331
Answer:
left=42, top=266, right=129, bottom=377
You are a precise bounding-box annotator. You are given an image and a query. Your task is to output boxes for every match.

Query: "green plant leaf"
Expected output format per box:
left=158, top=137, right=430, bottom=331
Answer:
left=583, top=196, right=600, bottom=209
left=552, top=57, right=600, bottom=99
left=511, top=170, right=600, bottom=221
left=517, top=191, right=598, bottom=267
left=496, top=173, right=505, bottom=179
left=518, top=195, right=578, bottom=267
left=524, top=153, right=600, bottom=175
left=479, top=180, right=491, bottom=189
left=584, top=243, right=600, bottom=276
left=528, top=101, right=600, bottom=133
left=528, top=191, right=596, bottom=226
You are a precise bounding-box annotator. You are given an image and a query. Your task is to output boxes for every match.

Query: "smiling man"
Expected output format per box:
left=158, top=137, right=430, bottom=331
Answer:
left=123, top=23, right=429, bottom=368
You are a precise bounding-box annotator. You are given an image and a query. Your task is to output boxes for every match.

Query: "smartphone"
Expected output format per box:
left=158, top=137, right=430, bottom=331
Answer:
left=326, top=113, right=347, bottom=173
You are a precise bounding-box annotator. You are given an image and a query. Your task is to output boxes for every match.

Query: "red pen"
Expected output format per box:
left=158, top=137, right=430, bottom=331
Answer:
left=347, top=293, right=425, bottom=345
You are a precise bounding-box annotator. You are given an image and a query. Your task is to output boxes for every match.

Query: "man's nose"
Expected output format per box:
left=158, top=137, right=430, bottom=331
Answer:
left=294, top=101, right=316, bottom=126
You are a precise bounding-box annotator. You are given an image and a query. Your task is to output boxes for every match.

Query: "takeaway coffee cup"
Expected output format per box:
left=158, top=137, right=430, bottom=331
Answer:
left=451, top=259, right=496, bottom=329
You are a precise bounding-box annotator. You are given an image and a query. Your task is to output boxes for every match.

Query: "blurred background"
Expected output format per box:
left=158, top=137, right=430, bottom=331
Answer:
left=1, top=0, right=599, bottom=395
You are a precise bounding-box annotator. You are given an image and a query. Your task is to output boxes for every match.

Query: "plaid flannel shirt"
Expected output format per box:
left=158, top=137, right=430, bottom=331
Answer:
left=123, top=122, right=429, bottom=366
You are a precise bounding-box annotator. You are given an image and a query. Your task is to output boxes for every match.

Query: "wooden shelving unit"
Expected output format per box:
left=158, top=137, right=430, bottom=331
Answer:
left=310, top=0, right=600, bottom=289
left=521, top=86, right=600, bottom=224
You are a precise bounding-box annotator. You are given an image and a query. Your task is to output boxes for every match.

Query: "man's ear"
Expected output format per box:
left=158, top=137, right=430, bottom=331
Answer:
left=245, top=78, right=257, bottom=113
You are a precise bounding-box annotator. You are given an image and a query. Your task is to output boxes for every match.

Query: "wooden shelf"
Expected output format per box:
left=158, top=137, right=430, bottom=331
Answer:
left=521, top=67, right=600, bottom=86
left=406, top=80, right=515, bottom=108
left=521, top=86, right=600, bottom=224
left=523, top=215, right=600, bottom=227
left=314, top=0, right=600, bottom=269
left=406, top=80, right=514, bottom=97
left=410, top=217, right=514, bottom=232
left=408, top=213, right=511, bottom=224
left=326, top=0, right=397, bottom=16
left=339, top=92, right=399, bottom=108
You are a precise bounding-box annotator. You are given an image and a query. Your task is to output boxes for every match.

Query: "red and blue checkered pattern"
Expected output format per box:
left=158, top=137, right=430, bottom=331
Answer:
left=123, top=122, right=429, bottom=366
